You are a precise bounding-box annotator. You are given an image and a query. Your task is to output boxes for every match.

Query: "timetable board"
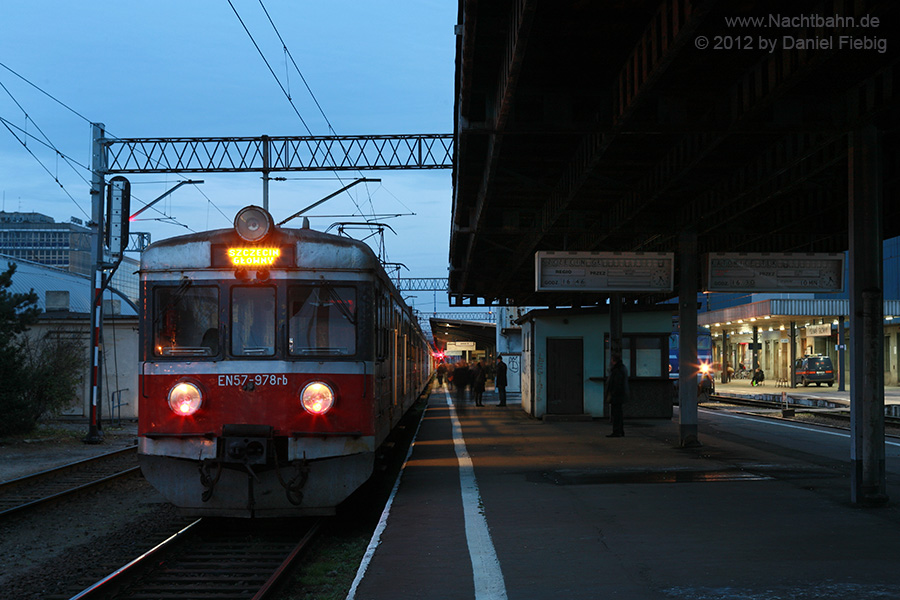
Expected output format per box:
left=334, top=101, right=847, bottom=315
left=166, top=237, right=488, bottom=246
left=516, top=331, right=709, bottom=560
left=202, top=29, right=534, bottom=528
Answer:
left=446, top=341, right=477, bottom=351
left=535, top=251, right=674, bottom=292
left=704, top=253, right=844, bottom=292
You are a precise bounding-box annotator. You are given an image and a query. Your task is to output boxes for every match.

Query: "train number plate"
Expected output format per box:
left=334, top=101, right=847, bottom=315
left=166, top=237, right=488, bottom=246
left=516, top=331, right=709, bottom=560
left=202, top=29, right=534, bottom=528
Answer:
left=217, top=374, right=288, bottom=387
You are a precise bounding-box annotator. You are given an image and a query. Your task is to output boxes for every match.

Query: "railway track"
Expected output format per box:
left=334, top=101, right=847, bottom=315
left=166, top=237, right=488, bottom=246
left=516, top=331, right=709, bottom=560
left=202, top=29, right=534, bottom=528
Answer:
left=70, top=517, right=323, bottom=600
left=704, top=394, right=900, bottom=429
left=0, top=446, right=140, bottom=518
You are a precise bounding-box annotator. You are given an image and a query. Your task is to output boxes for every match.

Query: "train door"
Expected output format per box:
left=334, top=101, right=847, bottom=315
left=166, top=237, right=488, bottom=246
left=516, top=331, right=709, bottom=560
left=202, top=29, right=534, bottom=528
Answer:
left=374, top=283, right=394, bottom=412
left=392, top=301, right=400, bottom=408
left=402, top=332, right=408, bottom=397
left=547, top=338, right=584, bottom=414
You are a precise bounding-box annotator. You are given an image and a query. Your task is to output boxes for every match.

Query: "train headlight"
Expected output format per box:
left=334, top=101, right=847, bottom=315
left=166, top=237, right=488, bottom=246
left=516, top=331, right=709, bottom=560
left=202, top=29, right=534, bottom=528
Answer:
left=300, top=381, right=334, bottom=415
left=168, top=382, right=203, bottom=416
left=234, top=205, right=274, bottom=242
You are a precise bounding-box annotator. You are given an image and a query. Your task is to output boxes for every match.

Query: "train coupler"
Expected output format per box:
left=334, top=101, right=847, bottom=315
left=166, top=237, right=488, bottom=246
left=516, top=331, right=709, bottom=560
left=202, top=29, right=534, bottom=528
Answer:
left=199, top=458, right=223, bottom=502
left=273, top=443, right=310, bottom=505
left=282, top=460, right=310, bottom=506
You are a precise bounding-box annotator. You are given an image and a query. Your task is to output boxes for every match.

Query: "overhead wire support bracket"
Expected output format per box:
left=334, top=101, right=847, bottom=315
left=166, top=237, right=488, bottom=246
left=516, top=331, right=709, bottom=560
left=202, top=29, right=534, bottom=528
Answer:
left=277, top=178, right=380, bottom=226
left=129, top=179, right=204, bottom=221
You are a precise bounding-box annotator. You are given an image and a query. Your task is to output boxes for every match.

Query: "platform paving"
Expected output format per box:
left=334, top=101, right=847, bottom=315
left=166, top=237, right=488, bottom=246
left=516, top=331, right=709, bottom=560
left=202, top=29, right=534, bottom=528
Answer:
left=349, top=385, right=900, bottom=600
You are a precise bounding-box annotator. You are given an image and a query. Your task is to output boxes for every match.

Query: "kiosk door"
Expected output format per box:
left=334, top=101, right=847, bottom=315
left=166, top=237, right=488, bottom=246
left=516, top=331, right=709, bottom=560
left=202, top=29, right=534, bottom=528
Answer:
left=547, top=338, right=584, bottom=414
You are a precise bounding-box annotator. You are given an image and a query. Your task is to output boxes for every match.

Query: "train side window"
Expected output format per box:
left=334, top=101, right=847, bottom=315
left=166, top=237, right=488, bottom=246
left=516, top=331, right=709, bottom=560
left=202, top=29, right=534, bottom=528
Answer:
left=288, top=285, right=357, bottom=356
left=377, top=285, right=390, bottom=360
left=375, top=287, right=383, bottom=359
left=231, top=286, right=276, bottom=356
left=153, top=285, right=219, bottom=357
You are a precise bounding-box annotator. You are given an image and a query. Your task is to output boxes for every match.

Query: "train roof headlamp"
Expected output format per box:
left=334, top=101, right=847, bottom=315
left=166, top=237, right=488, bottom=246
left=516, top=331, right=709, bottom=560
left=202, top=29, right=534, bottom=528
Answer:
left=234, top=205, right=274, bottom=242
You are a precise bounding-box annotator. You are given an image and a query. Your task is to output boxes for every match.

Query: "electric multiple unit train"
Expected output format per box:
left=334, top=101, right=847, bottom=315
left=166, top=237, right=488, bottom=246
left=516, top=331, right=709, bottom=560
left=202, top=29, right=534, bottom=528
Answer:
left=138, top=206, right=429, bottom=517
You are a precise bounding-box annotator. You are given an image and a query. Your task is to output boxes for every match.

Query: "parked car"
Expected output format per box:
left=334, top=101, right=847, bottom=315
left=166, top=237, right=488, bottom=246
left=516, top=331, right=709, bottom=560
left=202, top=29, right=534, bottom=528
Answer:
left=794, top=355, right=835, bottom=387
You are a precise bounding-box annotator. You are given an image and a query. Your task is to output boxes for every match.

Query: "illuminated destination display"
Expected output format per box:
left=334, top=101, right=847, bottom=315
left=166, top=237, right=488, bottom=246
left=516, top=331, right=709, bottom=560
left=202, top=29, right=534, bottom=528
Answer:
left=227, top=247, right=281, bottom=266
left=535, top=251, right=674, bottom=292
left=211, top=244, right=293, bottom=268
left=704, top=253, right=845, bottom=292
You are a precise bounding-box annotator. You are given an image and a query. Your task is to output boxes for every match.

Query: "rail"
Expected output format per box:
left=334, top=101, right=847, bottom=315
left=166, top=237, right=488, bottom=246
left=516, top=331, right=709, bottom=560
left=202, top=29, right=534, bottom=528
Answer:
left=0, top=446, right=139, bottom=519
left=706, top=393, right=900, bottom=428
left=69, top=517, right=324, bottom=600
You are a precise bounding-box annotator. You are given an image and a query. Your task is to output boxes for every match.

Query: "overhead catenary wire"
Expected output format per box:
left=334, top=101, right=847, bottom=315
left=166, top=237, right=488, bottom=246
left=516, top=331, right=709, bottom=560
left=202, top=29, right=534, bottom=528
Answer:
left=229, top=0, right=392, bottom=257
left=1, top=116, right=202, bottom=226
left=225, top=0, right=314, bottom=136
left=0, top=116, right=91, bottom=171
left=0, top=60, right=228, bottom=230
left=226, top=0, right=370, bottom=224
left=0, top=80, right=92, bottom=187
left=256, top=0, right=336, bottom=135
left=0, top=76, right=93, bottom=218
left=0, top=61, right=93, bottom=124
left=0, top=116, right=90, bottom=219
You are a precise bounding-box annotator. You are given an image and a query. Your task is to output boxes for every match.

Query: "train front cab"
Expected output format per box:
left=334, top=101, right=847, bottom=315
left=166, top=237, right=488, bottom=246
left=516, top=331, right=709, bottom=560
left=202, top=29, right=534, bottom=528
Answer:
left=138, top=209, right=425, bottom=517
left=138, top=273, right=381, bottom=517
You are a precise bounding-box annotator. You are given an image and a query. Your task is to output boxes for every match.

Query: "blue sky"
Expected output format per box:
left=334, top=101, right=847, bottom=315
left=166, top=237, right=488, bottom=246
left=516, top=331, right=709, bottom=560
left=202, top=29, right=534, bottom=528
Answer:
left=0, top=1, right=458, bottom=316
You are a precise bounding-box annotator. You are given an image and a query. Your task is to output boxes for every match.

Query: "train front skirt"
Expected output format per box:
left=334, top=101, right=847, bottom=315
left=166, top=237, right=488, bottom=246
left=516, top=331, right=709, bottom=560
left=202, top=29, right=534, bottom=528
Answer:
left=139, top=432, right=376, bottom=518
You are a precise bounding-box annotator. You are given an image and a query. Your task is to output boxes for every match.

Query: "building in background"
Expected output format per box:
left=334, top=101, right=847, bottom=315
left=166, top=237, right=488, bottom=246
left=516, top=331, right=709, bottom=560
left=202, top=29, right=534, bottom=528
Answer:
left=0, top=211, right=139, bottom=304
left=2, top=254, right=138, bottom=421
left=0, top=211, right=91, bottom=274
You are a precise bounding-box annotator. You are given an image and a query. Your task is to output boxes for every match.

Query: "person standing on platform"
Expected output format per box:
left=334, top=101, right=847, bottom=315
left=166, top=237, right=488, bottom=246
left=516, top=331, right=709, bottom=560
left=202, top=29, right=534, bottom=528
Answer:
left=605, top=352, right=629, bottom=437
left=453, top=361, right=470, bottom=406
left=495, top=355, right=508, bottom=406
left=472, top=360, right=486, bottom=406
left=436, top=362, right=447, bottom=386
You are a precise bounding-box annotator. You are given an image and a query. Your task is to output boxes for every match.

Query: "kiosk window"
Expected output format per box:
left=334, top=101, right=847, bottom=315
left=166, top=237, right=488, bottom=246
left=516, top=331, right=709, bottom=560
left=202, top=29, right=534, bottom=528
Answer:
left=605, top=334, right=667, bottom=379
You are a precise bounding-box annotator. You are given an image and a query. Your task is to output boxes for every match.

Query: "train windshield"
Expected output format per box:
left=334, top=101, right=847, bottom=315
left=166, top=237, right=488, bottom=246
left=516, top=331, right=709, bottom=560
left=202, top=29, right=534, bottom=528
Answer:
left=288, top=285, right=357, bottom=356
left=232, top=286, right=276, bottom=356
left=153, top=285, right=219, bottom=356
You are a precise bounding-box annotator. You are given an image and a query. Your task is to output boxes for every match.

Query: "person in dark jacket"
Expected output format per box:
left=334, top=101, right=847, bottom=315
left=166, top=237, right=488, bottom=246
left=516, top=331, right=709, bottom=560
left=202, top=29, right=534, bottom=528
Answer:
left=453, top=361, right=470, bottom=405
left=472, top=361, right=486, bottom=406
left=605, top=352, right=630, bottom=437
left=751, top=367, right=765, bottom=386
left=495, top=355, right=508, bottom=406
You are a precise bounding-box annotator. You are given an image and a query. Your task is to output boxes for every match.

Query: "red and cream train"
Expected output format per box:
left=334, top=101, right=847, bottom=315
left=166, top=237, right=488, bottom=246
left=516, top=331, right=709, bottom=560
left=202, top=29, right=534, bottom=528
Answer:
left=138, top=206, right=429, bottom=517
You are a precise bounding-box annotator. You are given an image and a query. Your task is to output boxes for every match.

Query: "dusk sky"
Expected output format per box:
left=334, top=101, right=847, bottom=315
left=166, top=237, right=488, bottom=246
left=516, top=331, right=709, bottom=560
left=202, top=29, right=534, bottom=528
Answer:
left=0, top=1, right=461, bottom=317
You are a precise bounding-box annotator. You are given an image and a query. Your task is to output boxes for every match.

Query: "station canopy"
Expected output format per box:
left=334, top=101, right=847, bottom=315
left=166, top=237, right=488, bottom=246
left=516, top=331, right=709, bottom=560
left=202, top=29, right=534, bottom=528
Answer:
left=450, top=0, right=900, bottom=308
left=430, top=317, right=496, bottom=358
